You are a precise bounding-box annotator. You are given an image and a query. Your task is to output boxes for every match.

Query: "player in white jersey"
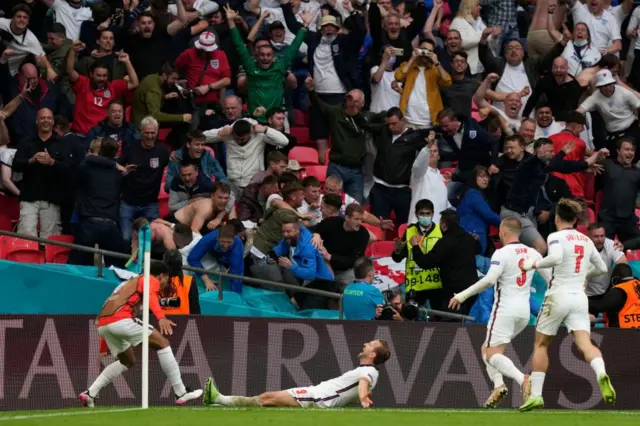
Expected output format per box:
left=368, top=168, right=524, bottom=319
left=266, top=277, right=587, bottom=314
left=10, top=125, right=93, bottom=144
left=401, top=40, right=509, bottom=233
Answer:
left=449, top=218, right=549, bottom=408
left=519, top=199, right=615, bottom=412
left=202, top=340, right=390, bottom=408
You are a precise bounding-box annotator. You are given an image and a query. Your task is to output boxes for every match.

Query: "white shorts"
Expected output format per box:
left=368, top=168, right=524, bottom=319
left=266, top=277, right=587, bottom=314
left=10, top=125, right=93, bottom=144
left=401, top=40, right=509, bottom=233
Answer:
left=286, top=387, right=338, bottom=409
left=536, top=292, right=590, bottom=336
left=485, top=314, right=529, bottom=347
left=98, top=318, right=153, bottom=356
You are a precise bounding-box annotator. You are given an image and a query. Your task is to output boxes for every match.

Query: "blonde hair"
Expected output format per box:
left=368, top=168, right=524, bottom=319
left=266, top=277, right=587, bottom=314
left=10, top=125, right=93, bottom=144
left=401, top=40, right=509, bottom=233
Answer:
left=501, top=217, right=521, bottom=234
left=89, top=137, right=103, bottom=154
left=457, top=0, right=478, bottom=19
left=556, top=198, right=583, bottom=223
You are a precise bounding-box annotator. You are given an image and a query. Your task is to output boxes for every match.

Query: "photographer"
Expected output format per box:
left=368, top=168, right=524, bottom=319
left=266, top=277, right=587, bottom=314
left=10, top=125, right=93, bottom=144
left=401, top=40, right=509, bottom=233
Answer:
left=343, top=257, right=384, bottom=320
left=159, top=249, right=201, bottom=315
left=376, top=288, right=428, bottom=322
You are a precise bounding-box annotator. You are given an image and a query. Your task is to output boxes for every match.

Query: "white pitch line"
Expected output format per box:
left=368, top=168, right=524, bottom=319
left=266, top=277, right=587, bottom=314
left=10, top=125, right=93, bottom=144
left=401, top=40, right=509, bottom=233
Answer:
left=0, top=408, right=142, bottom=421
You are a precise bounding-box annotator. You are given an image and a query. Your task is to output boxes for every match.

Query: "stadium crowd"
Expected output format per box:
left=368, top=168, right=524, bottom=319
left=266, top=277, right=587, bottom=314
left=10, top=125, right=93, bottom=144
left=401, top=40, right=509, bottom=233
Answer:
left=1, top=0, right=640, bottom=325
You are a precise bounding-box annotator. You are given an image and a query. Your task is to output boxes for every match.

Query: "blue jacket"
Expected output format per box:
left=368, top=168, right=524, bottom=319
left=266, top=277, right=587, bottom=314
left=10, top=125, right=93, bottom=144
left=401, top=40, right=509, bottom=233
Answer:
left=165, top=147, right=227, bottom=192
left=272, top=226, right=334, bottom=282
left=457, top=188, right=501, bottom=254
left=187, top=230, right=244, bottom=293
left=343, top=281, right=385, bottom=320
left=86, top=119, right=140, bottom=152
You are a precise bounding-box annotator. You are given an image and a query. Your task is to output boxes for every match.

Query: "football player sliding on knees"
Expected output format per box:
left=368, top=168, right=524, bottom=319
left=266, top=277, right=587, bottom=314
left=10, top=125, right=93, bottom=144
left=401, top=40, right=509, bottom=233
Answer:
left=203, top=340, right=390, bottom=409
left=519, top=199, right=614, bottom=412
left=449, top=218, right=550, bottom=408
left=78, top=250, right=202, bottom=407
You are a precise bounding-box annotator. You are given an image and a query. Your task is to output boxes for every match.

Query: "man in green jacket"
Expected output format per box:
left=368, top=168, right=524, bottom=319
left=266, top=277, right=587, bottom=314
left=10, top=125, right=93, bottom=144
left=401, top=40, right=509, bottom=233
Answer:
left=224, top=6, right=310, bottom=124
left=130, top=63, right=192, bottom=130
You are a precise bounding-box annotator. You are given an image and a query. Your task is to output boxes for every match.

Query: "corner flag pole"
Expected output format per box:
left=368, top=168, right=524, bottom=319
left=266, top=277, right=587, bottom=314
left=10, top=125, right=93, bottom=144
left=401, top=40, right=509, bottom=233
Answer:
left=140, top=223, right=152, bottom=409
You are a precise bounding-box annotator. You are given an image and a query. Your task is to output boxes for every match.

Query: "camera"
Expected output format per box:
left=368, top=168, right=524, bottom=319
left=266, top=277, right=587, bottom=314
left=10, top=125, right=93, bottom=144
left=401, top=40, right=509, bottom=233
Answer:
left=401, top=290, right=420, bottom=321
left=159, top=297, right=181, bottom=308
left=378, top=303, right=396, bottom=321
left=417, top=49, right=432, bottom=57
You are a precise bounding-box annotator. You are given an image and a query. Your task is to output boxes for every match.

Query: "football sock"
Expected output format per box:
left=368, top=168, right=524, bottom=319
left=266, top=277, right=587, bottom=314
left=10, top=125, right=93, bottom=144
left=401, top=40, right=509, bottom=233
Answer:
left=157, top=347, right=187, bottom=396
left=216, top=395, right=261, bottom=406
left=88, top=361, right=129, bottom=397
left=483, top=356, right=505, bottom=388
left=590, top=357, right=607, bottom=378
left=531, top=372, right=546, bottom=398
left=489, top=354, right=525, bottom=386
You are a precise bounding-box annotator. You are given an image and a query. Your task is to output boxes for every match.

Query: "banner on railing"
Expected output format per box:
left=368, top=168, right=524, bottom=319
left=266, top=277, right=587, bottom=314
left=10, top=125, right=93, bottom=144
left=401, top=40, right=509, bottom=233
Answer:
left=1, top=316, right=638, bottom=410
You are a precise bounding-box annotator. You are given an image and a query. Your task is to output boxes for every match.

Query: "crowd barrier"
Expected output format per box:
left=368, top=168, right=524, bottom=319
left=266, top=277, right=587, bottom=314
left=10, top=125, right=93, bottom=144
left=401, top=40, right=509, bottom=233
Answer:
left=1, top=315, right=638, bottom=411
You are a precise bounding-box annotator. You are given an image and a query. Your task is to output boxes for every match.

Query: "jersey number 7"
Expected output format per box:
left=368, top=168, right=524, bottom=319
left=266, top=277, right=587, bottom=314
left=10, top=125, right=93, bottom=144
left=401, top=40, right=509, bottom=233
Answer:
left=574, top=245, right=584, bottom=273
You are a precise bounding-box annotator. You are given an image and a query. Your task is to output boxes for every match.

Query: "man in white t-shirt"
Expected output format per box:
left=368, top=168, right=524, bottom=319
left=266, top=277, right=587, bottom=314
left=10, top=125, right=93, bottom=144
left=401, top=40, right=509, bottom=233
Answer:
left=586, top=223, right=628, bottom=299
left=474, top=73, right=525, bottom=135
left=569, top=0, right=621, bottom=56
left=577, top=69, right=640, bottom=142
left=370, top=47, right=401, bottom=113
left=450, top=218, right=547, bottom=408
left=203, top=339, right=390, bottom=408
left=0, top=5, right=56, bottom=78
left=534, top=104, right=565, bottom=139
left=0, top=148, right=22, bottom=196
left=43, top=0, right=92, bottom=41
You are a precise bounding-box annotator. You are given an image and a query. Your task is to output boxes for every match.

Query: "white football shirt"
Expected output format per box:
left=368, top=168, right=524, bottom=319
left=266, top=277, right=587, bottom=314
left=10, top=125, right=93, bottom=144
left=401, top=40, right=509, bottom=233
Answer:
left=537, top=229, right=608, bottom=295
left=313, top=366, right=379, bottom=407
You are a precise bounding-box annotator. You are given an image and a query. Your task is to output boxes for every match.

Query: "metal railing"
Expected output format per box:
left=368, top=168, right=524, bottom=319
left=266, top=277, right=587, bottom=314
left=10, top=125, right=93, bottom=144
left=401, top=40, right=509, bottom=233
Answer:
left=0, top=229, right=475, bottom=323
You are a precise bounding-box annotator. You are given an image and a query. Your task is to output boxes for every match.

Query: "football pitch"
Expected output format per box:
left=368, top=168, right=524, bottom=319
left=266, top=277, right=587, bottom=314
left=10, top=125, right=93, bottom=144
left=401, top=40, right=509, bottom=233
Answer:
left=0, top=407, right=639, bottom=426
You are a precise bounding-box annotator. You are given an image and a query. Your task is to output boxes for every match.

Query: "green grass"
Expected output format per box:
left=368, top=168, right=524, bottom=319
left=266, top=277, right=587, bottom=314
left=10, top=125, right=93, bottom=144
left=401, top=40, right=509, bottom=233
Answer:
left=0, top=407, right=639, bottom=426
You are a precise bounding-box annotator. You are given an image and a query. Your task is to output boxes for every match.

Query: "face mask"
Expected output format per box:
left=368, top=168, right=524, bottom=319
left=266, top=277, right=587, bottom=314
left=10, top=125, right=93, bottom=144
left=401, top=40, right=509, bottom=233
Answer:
left=270, top=41, right=286, bottom=50
left=418, top=216, right=432, bottom=227
left=574, top=39, right=588, bottom=48
left=322, top=35, right=337, bottom=44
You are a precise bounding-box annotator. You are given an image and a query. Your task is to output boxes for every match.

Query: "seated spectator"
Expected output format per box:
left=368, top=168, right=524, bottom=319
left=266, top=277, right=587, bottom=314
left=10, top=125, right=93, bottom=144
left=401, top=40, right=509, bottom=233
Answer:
left=13, top=108, right=73, bottom=238
left=204, top=118, right=289, bottom=199
left=165, top=130, right=226, bottom=192
left=310, top=204, right=370, bottom=286
left=408, top=139, right=450, bottom=224
left=167, top=182, right=236, bottom=234
left=237, top=175, right=280, bottom=224
left=250, top=150, right=288, bottom=185
left=168, top=163, right=215, bottom=213
left=118, top=116, right=170, bottom=241
left=0, top=146, right=22, bottom=196
left=343, top=257, right=385, bottom=320
left=456, top=166, right=501, bottom=255
left=393, top=199, right=444, bottom=309
left=589, top=263, right=640, bottom=328
left=586, top=223, right=628, bottom=300
left=187, top=224, right=245, bottom=293
left=0, top=59, right=63, bottom=144
left=86, top=101, right=140, bottom=156
left=298, top=176, right=322, bottom=226
left=76, top=29, right=127, bottom=81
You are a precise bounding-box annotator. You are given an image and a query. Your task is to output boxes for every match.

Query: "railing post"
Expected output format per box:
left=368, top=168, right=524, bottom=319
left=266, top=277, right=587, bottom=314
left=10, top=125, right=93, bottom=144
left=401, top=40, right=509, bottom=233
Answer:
left=94, top=244, right=104, bottom=278
left=217, top=272, right=223, bottom=301
left=338, top=294, right=344, bottom=320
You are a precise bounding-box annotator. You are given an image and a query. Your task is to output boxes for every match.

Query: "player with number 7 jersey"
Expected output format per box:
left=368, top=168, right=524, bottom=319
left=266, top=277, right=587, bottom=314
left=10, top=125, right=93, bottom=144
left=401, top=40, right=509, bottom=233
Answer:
left=448, top=218, right=550, bottom=408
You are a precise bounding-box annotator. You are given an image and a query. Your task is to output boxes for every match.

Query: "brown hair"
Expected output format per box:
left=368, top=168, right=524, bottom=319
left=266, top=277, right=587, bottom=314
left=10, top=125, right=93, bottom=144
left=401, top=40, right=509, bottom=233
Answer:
left=373, top=340, right=391, bottom=365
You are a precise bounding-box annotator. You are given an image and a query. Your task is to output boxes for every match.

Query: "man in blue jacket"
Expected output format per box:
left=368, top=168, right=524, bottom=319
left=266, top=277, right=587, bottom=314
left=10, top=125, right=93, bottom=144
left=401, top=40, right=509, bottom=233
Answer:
left=165, top=130, right=227, bottom=192
left=187, top=223, right=244, bottom=293
left=343, top=257, right=385, bottom=320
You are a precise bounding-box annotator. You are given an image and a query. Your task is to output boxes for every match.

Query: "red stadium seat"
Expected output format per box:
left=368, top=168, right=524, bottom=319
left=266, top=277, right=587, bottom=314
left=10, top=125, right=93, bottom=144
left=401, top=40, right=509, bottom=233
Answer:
left=289, top=146, right=320, bottom=165
left=577, top=224, right=588, bottom=235
left=369, top=241, right=396, bottom=258
left=362, top=222, right=384, bottom=242
left=305, top=165, right=328, bottom=183
left=290, top=127, right=311, bottom=145
left=1, top=237, right=45, bottom=264
left=293, top=109, right=307, bottom=126
left=397, top=223, right=408, bottom=238
left=587, top=208, right=596, bottom=224
left=45, top=235, right=74, bottom=264
left=626, top=250, right=640, bottom=261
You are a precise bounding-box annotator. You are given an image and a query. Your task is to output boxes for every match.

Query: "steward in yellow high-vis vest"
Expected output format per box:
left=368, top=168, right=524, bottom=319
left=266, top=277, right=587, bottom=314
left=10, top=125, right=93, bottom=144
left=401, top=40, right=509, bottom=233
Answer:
left=405, top=224, right=443, bottom=292
left=589, top=264, right=640, bottom=328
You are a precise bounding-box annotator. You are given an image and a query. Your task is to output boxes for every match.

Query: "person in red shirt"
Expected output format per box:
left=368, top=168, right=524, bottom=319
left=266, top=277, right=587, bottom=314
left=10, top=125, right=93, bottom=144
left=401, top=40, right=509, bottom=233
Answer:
left=79, top=252, right=202, bottom=407
left=175, top=31, right=231, bottom=106
left=65, top=40, right=140, bottom=135
left=549, top=111, right=589, bottom=199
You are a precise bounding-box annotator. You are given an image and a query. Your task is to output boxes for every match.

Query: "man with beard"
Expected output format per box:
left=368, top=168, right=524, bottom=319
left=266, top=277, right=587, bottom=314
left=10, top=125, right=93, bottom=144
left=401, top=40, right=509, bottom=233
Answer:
left=77, top=29, right=127, bottom=81
left=441, top=51, right=480, bottom=119
left=87, top=101, right=140, bottom=156
left=585, top=223, right=628, bottom=300
left=533, top=103, right=565, bottom=139
left=42, top=0, right=92, bottom=41
left=125, top=4, right=189, bottom=80
left=523, top=57, right=585, bottom=122
left=519, top=118, right=536, bottom=153
left=165, top=130, right=226, bottom=192
left=131, top=63, right=192, bottom=130
left=66, top=41, right=139, bottom=135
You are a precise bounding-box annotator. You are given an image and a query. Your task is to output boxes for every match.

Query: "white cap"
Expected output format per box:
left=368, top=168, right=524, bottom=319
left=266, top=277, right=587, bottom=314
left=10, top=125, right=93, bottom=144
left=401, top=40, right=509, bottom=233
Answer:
left=595, top=69, right=616, bottom=88
left=195, top=32, right=218, bottom=52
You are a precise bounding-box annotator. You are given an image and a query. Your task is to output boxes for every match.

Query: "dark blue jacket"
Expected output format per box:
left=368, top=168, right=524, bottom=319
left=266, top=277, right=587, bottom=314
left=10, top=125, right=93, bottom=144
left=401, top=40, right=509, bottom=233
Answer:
left=0, top=63, right=65, bottom=144
left=437, top=117, right=498, bottom=180
left=457, top=188, right=501, bottom=254
left=272, top=226, right=334, bottom=282
left=282, top=4, right=366, bottom=91
left=86, top=119, right=140, bottom=153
